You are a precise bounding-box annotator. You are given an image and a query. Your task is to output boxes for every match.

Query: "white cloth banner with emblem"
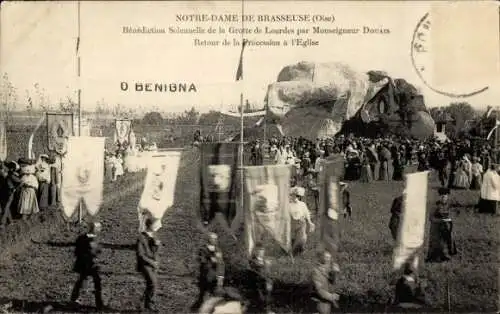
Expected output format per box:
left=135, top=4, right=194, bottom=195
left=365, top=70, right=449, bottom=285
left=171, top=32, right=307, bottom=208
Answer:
left=47, top=113, right=74, bottom=155
left=393, top=171, right=429, bottom=271
left=114, top=119, right=131, bottom=145
left=61, top=136, right=105, bottom=218
left=244, top=165, right=291, bottom=256
left=138, top=151, right=181, bottom=230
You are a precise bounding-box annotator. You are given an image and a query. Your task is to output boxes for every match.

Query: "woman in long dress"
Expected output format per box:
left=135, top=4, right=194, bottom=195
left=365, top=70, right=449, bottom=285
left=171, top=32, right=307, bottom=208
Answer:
left=289, top=187, right=315, bottom=256
left=114, top=153, right=124, bottom=180
left=469, top=157, right=483, bottom=190
left=35, top=154, right=51, bottom=211
left=359, top=154, right=373, bottom=183
left=17, top=159, right=39, bottom=222
left=453, top=158, right=470, bottom=189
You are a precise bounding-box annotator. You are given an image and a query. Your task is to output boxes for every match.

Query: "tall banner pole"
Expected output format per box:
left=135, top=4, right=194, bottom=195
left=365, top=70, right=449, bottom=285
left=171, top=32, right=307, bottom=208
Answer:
left=77, top=1, right=83, bottom=224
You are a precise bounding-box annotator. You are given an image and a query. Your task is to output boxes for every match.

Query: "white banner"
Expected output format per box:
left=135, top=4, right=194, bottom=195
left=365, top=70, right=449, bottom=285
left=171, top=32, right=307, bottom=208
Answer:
left=61, top=136, right=105, bottom=218
left=138, top=151, right=182, bottom=227
left=393, top=171, right=429, bottom=271
left=114, top=119, right=132, bottom=145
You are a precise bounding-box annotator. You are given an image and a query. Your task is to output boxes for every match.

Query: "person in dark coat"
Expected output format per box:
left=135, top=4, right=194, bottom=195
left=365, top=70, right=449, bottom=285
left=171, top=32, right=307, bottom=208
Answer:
left=392, top=151, right=405, bottom=181
left=389, top=192, right=405, bottom=241
left=70, top=222, right=106, bottom=310
left=311, top=251, right=340, bottom=314
left=339, top=182, right=352, bottom=218
left=192, top=232, right=225, bottom=311
left=136, top=217, right=162, bottom=312
left=426, top=188, right=458, bottom=262
left=0, top=161, right=21, bottom=226
left=248, top=247, right=273, bottom=313
left=393, top=263, right=427, bottom=308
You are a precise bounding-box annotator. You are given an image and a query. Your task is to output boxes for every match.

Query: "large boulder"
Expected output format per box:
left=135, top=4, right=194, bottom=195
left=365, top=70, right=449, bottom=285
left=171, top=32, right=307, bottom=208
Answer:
left=263, top=61, right=435, bottom=140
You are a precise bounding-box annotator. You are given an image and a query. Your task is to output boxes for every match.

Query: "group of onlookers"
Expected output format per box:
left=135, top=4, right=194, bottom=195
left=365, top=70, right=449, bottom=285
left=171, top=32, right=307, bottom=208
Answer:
left=0, top=154, right=61, bottom=228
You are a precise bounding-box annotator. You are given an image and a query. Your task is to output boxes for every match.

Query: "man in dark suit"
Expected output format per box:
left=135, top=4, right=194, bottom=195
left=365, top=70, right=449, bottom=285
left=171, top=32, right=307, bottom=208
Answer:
left=192, top=232, right=225, bottom=311
left=136, top=217, right=162, bottom=312
left=389, top=192, right=405, bottom=241
left=70, top=222, right=106, bottom=310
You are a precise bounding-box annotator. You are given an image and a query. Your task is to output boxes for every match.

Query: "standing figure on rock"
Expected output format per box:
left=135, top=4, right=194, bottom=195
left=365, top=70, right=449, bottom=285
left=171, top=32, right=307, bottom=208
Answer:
left=136, top=217, right=162, bottom=312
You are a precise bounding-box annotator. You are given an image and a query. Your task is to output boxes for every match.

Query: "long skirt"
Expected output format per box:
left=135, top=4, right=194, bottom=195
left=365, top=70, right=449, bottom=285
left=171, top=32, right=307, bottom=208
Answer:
left=38, top=182, right=50, bottom=210
left=470, top=174, right=482, bottom=190
left=291, top=219, right=308, bottom=255
left=370, top=163, right=380, bottom=181
left=18, top=187, right=40, bottom=215
left=393, top=165, right=404, bottom=181
left=105, top=164, right=114, bottom=181
left=389, top=215, right=400, bottom=240
left=477, top=198, right=497, bottom=214
left=453, top=171, right=470, bottom=189
left=426, top=220, right=457, bottom=262
left=49, top=182, right=58, bottom=206
left=379, top=161, right=390, bottom=181
left=359, top=164, right=373, bottom=182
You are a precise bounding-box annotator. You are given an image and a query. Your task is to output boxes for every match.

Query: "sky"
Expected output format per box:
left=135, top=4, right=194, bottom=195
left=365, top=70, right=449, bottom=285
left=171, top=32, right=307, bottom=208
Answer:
left=1, top=1, right=499, bottom=114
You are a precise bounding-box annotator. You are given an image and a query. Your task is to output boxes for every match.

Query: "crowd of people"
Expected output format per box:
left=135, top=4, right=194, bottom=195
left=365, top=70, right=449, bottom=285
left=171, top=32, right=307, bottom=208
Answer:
left=0, top=154, right=61, bottom=228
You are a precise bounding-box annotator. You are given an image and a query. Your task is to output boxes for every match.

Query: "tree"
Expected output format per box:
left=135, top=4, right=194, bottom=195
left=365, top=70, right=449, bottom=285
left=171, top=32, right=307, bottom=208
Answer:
left=0, top=73, right=17, bottom=120
left=142, top=111, right=164, bottom=125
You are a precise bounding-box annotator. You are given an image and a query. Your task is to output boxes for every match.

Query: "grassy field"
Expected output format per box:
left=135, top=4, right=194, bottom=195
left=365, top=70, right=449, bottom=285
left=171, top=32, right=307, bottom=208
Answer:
left=0, top=147, right=498, bottom=313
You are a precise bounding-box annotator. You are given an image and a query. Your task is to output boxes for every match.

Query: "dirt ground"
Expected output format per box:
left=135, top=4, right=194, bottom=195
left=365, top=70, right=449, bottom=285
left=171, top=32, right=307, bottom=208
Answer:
left=0, top=148, right=498, bottom=313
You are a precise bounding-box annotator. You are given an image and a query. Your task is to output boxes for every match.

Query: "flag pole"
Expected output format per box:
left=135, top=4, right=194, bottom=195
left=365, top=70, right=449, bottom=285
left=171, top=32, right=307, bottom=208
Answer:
left=238, top=0, right=245, bottom=236
left=77, top=0, right=83, bottom=224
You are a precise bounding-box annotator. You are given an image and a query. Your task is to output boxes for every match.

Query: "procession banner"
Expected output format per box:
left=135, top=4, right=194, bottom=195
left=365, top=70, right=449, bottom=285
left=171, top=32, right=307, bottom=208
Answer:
left=244, top=165, right=291, bottom=256
left=318, top=157, right=345, bottom=257
left=199, top=142, right=240, bottom=229
left=0, top=120, right=6, bottom=161
left=138, top=151, right=182, bottom=231
left=393, top=171, right=429, bottom=271
left=61, top=136, right=105, bottom=218
left=47, top=113, right=74, bottom=155
left=114, top=119, right=132, bottom=145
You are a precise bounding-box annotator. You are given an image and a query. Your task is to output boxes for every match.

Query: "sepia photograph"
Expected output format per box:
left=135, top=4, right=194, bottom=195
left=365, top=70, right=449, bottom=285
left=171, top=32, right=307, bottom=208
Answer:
left=0, top=1, right=499, bottom=313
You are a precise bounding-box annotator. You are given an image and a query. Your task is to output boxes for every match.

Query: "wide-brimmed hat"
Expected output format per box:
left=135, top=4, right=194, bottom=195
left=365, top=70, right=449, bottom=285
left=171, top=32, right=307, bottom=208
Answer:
left=18, top=158, right=35, bottom=166
left=38, top=154, right=50, bottom=161
left=291, top=186, right=305, bottom=197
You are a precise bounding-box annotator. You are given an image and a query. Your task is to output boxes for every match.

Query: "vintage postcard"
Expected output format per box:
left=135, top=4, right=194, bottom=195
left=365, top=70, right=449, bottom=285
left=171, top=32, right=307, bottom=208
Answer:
left=0, top=1, right=499, bottom=313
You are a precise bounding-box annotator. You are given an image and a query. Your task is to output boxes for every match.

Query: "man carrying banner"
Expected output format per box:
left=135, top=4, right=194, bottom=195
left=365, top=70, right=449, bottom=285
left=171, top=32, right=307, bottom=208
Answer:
left=248, top=247, right=273, bottom=314
left=70, top=222, right=107, bottom=311
left=312, top=251, right=340, bottom=314
left=193, top=233, right=225, bottom=311
left=389, top=191, right=405, bottom=241
left=136, top=217, right=162, bottom=312
left=392, top=262, right=427, bottom=309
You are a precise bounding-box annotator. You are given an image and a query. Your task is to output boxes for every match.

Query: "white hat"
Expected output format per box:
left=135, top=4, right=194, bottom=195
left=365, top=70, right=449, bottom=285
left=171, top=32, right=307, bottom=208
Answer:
left=291, top=186, right=305, bottom=197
